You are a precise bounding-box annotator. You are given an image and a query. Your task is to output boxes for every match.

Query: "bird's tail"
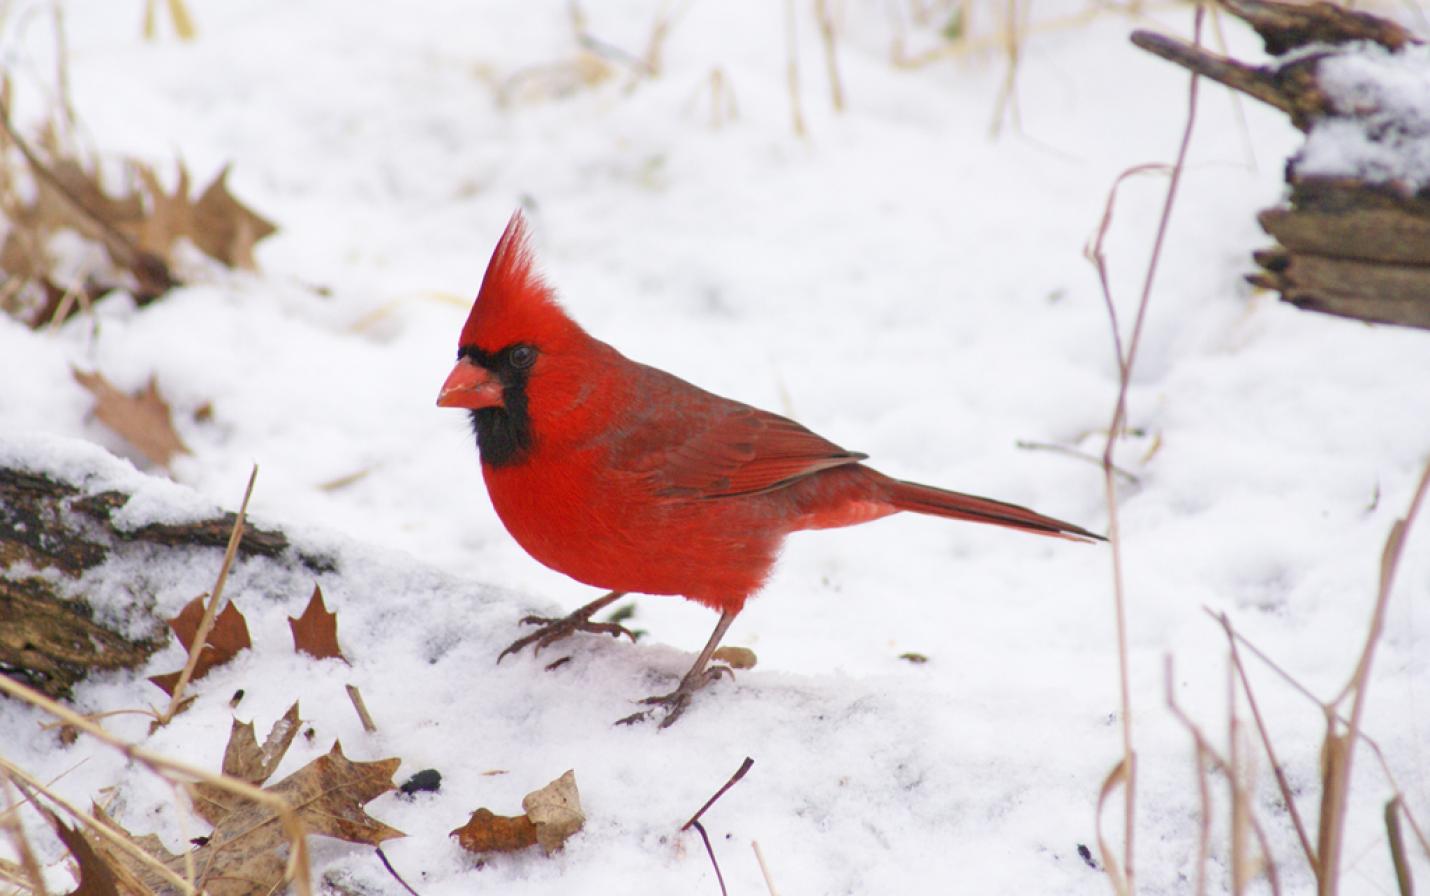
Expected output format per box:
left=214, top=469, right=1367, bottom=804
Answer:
left=884, top=477, right=1104, bottom=543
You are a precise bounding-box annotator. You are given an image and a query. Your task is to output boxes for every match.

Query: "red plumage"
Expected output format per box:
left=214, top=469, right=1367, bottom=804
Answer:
left=438, top=212, right=1100, bottom=726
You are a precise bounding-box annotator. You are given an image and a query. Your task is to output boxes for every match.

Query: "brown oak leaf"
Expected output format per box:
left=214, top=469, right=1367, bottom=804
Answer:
left=289, top=584, right=345, bottom=661
left=85, top=804, right=183, bottom=896
left=187, top=741, right=401, bottom=895
left=87, top=743, right=400, bottom=896
left=190, top=702, right=302, bottom=824
left=148, top=595, right=252, bottom=695
left=190, top=164, right=276, bottom=269
left=72, top=369, right=190, bottom=470
left=90, top=743, right=400, bottom=896
left=40, top=807, right=119, bottom=896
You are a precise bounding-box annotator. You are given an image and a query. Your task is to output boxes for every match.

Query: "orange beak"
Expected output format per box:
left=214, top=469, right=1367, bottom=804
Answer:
left=437, top=358, right=504, bottom=410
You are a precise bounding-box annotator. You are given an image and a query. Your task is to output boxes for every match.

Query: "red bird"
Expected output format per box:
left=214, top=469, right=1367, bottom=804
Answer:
left=439, top=212, right=1101, bottom=727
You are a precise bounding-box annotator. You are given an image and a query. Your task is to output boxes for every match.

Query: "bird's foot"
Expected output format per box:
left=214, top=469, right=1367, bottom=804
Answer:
left=497, top=601, right=636, bottom=663
left=615, top=664, right=734, bottom=729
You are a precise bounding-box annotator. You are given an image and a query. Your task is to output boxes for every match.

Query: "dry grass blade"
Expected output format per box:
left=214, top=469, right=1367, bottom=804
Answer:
left=0, top=675, right=314, bottom=896
left=784, top=0, right=807, bottom=137
left=0, top=755, right=197, bottom=894
left=1319, top=457, right=1430, bottom=890
left=1164, top=657, right=1283, bottom=896
left=1216, top=611, right=1317, bottom=868
left=0, top=775, right=46, bottom=896
left=1212, top=606, right=1430, bottom=864
left=1095, top=758, right=1131, bottom=896
left=156, top=464, right=257, bottom=725
left=752, top=839, right=780, bottom=895
left=1385, top=797, right=1415, bottom=896
left=815, top=0, right=845, bottom=111
left=989, top=0, right=1026, bottom=136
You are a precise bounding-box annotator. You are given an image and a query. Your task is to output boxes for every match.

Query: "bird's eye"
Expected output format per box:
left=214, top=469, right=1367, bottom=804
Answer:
left=508, top=345, right=537, bottom=369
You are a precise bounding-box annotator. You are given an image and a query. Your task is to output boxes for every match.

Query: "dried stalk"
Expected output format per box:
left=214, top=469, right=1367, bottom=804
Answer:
left=814, top=0, right=845, bottom=111
left=155, top=464, right=257, bottom=725
left=1087, top=9, right=1205, bottom=890
left=0, top=674, right=313, bottom=896
left=1318, top=459, right=1430, bottom=893
left=784, top=0, right=807, bottom=137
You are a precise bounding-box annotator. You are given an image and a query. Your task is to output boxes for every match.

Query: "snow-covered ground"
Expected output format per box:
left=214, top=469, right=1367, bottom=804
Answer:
left=3, top=1, right=1430, bottom=892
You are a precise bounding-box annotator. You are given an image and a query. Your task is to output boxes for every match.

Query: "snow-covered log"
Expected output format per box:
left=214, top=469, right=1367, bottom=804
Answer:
left=1133, top=0, right=1430, bottom=331
left=0, top=448, right=321, bottom=699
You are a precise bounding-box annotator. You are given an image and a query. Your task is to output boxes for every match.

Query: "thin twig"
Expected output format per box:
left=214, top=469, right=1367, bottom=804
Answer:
left=157, top=464, right=258, bottom=725
left=682, top=757, right=754, bottom=896
left=345, top=684, right=378, bottom=733
left=683, top=757, right=754, bottom=830
left=752, top=839, right=780, bottom=895
left=1015, top=439, right=1140, bottom=485
left=375, top=847, right=420, bottom=896
left=1091, top=9, right=1205, bottom=890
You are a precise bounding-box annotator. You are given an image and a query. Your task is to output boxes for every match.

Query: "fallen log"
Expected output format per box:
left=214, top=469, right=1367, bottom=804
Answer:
left=0, top=461, right=328, bottom=699
left=1132, top=0, right=1430, bottom=331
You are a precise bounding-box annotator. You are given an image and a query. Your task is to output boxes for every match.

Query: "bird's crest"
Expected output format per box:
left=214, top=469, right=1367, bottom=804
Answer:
left=459, top=211, right=582, bottom=351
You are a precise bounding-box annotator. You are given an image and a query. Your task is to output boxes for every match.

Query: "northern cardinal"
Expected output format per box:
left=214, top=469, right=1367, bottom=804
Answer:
left=439, top=212, right=1101, bottom=727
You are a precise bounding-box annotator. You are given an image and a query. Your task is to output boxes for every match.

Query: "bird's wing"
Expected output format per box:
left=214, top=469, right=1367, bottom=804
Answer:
left=641, top=405, right=867, bottom=499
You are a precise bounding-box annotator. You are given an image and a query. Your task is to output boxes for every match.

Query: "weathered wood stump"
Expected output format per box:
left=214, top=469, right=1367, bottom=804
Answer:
left=0, top=465, right=320, bottom=700
left=1132, top=0, right=1430, bottom=331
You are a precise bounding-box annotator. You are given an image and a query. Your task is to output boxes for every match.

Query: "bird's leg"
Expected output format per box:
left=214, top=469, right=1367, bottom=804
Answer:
left=617, top=610, right=738, bottom=729
left=497, top=591, right=634, bottom=662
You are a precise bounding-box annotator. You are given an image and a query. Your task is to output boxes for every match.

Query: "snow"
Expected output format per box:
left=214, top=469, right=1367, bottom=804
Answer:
left=2, top=1, right=1430, bottom=893
left=1294, top=42, right=1430, bottom=190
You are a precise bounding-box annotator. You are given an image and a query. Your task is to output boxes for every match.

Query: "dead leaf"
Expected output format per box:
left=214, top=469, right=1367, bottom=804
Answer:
left=72, top=369, right=189, bottom=469
left=190, top=164, right=276, bottom=269
left=2, top=102, right=278, bottom=328
left=289, top=584, right=345, bottom=661
left=712, top=646, right=757, bottom=670
left=522, top=770, right=584, bottom=855
left=41, top=808, right=119, bottom=896
left=148, top=594, right=252, bottom=695
left=96, top=743, right=401, bottom=896
left=85, top=804, right=184, bottom=896
left=451, top=809, right=538, bottom=854
left=190, top=702, right=302, bottom=824
left=188, top=741, right=401, bottom=895
left=451, top=770, right=584, bottom=857
left=130, top=161, right=192, bottom=259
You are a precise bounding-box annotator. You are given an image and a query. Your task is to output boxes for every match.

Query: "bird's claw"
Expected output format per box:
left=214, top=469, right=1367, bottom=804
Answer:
left=497, top=611, right=637, bottom=663
left=614, top=664, right=733, bottom=729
